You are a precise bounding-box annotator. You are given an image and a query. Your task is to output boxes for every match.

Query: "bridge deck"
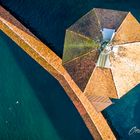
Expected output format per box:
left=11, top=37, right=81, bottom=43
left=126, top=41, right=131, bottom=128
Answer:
left=0, top=6, right=116, bottom=140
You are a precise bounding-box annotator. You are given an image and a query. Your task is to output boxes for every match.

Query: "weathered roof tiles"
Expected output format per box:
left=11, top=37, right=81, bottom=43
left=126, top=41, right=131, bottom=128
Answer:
left=63, top=8, right=140, bottom=98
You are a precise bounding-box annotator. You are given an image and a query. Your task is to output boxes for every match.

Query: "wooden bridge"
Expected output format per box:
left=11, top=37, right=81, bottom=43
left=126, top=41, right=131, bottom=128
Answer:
left=0, top=6, right=116, bottom=140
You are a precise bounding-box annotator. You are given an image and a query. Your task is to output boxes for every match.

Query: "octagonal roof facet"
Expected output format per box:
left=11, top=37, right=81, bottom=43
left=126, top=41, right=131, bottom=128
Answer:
left=63, top=30, right=99, bottom=64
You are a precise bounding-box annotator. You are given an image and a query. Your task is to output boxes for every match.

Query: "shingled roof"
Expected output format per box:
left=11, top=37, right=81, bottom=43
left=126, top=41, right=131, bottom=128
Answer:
left=62, top=8, right=140, bottom=98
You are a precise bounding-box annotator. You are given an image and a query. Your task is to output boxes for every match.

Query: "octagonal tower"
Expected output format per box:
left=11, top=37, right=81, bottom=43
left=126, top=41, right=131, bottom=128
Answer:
left=62, top=8, right=140, bottom=98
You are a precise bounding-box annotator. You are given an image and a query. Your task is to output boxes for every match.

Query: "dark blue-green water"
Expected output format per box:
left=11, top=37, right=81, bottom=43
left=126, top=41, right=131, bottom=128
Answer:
left=0, top=31, right=93, bottom=140
left=103, top=85, right=140, bottom=140
left=0, top=0, right=140, bottom=140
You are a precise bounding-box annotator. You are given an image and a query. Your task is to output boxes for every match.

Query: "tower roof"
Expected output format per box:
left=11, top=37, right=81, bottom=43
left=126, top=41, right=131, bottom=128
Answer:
left=63, top=8, right=129, bottom=64
left=62, top=8, right=140, bottom=98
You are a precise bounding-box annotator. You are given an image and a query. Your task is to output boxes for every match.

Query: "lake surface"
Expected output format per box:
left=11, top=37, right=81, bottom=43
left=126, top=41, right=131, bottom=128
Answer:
left=103, top=85, right=140, bottom=140
left=1, top=0, right=140, bottom=139
left=0, top=31, right=93, bottom=140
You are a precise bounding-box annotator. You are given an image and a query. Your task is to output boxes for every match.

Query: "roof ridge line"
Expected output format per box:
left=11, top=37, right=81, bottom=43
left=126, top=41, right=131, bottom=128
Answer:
left=63, top=49, right=98, bottom=65
left=66, top=29, right=96, bottom=41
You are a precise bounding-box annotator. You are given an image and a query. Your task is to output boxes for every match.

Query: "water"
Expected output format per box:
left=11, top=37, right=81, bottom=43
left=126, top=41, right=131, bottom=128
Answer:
left=1, top=0, right=140, bottom=139
left=0, top=31, right=92, bottom=140
left=103, top=85, right=140, bottom=140
left=1, top=0, right=140, bottom=57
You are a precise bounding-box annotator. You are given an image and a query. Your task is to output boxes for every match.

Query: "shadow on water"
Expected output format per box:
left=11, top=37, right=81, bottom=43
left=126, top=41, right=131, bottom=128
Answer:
left=4, top=33, right=93, bottom=140
left=1, top=0, right=140, bottom=58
